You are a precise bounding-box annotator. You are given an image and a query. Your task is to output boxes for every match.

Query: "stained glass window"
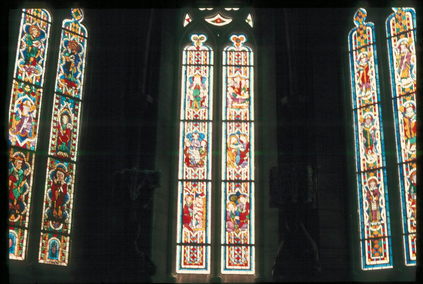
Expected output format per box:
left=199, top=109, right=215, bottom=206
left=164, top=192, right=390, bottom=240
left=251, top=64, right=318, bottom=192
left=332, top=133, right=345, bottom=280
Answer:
left=38, top=8, right=87, bottom=266
left=386, top=7, right=417, bottom=266
left=176, top=8, right=255, bottom=276
left=176, top=34, right=213, bottom=273
left=9, top=9, right=52, bottom=261
left=348, top=8, right=393, bottom=270
left=221, top=34, right=255, bottom=274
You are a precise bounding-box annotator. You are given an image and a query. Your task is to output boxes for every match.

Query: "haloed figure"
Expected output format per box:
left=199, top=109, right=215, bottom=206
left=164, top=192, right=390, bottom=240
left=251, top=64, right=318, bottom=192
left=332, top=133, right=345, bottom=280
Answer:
left=366, top=177, right=381, bottom=224
left=47, top=164, right=70, bottom=229
left=56, top=112, right=72, bottom=157
left=8, top=152, right=30, bottom=222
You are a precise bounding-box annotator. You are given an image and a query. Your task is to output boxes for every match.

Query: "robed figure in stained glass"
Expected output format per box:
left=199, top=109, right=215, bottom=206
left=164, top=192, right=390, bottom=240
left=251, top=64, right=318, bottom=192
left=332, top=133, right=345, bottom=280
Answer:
left=396, top=38, right=416, bottom=90
left=360, top=113, right=379, bottom=166
left=188, top=73, right=207, bottom=109
left=401, top=101, right=417, bottom=157
left=56, top=111, right=73, bottom=158
left=60, top=40, right=82, bottom=91
left=184, top=131, right=207, bottom=168
left=357, top=52, right=372, bottom=99
left=227, top=131, right=250, bottom=169
left=9, top=152, right=31, bottom=222
left=182, top=195, right=194, bottom=231
left=20, top=24, right=45, bottom=77
left=227, top=75, right=250, bottom=109
left=365, top=177, right=382, bottom=224
left=46, top=164, right=71, bottom=230
left=10, top=88, right=38, bottom=147
left=226, top=191, right=250, bottom=233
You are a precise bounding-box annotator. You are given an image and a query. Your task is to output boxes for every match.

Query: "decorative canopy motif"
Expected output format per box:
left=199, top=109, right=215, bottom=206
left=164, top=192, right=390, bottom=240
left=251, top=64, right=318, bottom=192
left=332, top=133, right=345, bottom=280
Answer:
left=205, top=13, right=233, bottom=26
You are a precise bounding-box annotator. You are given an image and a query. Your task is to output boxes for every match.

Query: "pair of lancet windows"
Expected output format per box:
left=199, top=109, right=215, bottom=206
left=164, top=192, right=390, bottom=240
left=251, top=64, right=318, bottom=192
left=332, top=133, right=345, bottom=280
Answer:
left=8, top=8, right=87, bottom=266
left=176, top=8, right=256, bottom=274
left=348, top=7, right=417, bottom=270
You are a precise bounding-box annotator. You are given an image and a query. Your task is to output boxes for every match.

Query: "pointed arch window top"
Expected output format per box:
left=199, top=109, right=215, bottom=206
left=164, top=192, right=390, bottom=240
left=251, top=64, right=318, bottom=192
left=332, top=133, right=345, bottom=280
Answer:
left=349, top=8, right=375, bottom=51
left=353, top=8, right=367, bottom=27
left=24, top=9, right=52, bottom=22
left=63, top=8, right=87, bottom=38
left=205, top=13, right=232, bottom=26
left=388, top=7, right=416, bottom=37
left=71, top=8, right=83, bottom=22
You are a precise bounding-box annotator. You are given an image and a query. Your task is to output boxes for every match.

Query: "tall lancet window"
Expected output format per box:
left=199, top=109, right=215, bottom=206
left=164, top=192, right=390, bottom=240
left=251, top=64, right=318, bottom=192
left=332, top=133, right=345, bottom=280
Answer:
left=221, top=35, right=255, bottom=274
left=8, top=9, right=52, bottom=261
left=39, top=8, right=88, bottom=266
left=348, top=8, right=393, bottom=270
left=386, top=7, right=417, bottom=266
left=175, top=8, right=255, bottom=276
left=176, top=34, right=214, bottom=273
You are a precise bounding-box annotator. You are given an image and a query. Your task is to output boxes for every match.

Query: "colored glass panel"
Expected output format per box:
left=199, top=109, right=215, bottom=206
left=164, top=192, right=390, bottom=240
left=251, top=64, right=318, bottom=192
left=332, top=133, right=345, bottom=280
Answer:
left=176, top=34, right=213, bottom=274
left=222, top=44, right=254, bottom=120
left=8, top=9, right=51, bottom=262
left=387, top=31, right=417, bottom=97
left=8, top=148, right=35, bottom=228
left=55, top=19, right=87, bottom=99
left=40, top=158, right=76, bottom=235
left=14, top=9, right=51, bottom=86
left=9, top=80, right=43, bottom=150
left=386, top=7, right=417, bottom=266
left=39, top=233, right=70, bottom=266
left=350, top=44, right=379, bottom=109
left=221, top=34, right=255, bottom=274
left=176, top=182, right=211, bottom=273
left=178, top=121, right=212, bottom=180
left=222, top=122, right=254, bottom=181
left=349, top=8, right=392, bottom=270
left=222, top=246, right=254, bottom=272
left=181, top=34, right=213, bottom=120
left=48, top=94, right=81, bottom=160
left=39, top=8, right=87, bottom=266
left=393, top=93, right=417, bottom=163
left=398, top=162, right=417, bottom=264
left=353, top=104, right=385, bottom=172
left=357, top=169, right=392, bottom=269
left=8, top=148, right=35, bottom=261
left=9, top=227, right=29, bottom=261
